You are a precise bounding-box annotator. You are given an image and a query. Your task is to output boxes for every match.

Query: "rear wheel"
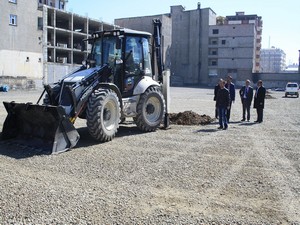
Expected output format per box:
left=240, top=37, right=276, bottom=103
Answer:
left=86, top=88, right=121, bottom=142
left=134, top=86, right=165, bottom=132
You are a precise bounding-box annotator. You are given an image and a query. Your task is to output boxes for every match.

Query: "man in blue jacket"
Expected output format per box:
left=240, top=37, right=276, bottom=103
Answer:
left=239, top=79, right=254, bottom=122
left=225, top=75, right=235, bottom=122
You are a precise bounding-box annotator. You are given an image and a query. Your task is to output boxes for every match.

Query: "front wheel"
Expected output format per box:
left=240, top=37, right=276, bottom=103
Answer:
left=134, top=86, right=165, bottom=132
left=86, top=88, right=121, bottom=142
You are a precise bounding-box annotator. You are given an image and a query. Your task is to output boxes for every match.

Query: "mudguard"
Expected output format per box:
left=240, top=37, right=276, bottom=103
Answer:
left=133, top=76, right=160, bottom=95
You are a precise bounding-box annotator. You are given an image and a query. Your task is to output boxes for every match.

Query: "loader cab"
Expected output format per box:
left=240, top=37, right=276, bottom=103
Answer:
left=89, top=29, right=153, bottom=97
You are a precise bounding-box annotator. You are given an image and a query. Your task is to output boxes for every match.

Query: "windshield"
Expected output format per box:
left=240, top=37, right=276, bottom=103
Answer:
left=91, top=36, right=121, bottom=67
left=124, top=36, right=152, bottom=76
left=287, top=83, right=298, bottom=88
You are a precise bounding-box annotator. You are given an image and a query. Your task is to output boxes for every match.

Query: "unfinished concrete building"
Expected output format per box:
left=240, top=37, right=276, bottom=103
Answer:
left=0, top=0, right=114, bottom=88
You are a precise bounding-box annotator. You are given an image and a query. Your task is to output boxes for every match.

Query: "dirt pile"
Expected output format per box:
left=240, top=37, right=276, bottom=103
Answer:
left=169, top=111, right=213, bottom=125
left=265, top=90, right=276, bottom=99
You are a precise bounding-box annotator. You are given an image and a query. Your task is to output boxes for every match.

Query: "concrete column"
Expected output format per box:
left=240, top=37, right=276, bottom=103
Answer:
left=298, top=50, right=300, bottom=74
left=71, top=13, right=74, bottom=64
left=42, top=6, right=48, bottom=85
left=53, top=10, right=56, bottom=63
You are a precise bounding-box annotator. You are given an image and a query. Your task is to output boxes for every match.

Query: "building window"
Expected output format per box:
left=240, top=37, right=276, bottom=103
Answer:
left=209, top=49, right=218, bottom=55
left=209, top=69, right=218, bottom=76
left=209, top=59, right=218, bottom=66
left=9, top=0, right=17, bottom=3
left=209, top=38, right=218, bottom=45
left=38, top=17, right=43, bottom=30
left=221, top=40, right=226, bottom=45
left=9, top=14, right=17, bottom=26
left=212, top=29, right=219, bottom=34
left=228, top=69, right=237, bottom=74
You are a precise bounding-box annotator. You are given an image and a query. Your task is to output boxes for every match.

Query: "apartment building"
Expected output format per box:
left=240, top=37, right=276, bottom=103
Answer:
left=0, top=0, right=44, bottom=86
left=116, top=7, right=262, bottom=86
left=116, top=3, right=217, bottom=86
left=260, top=47, right=286, bottom=72
left=208, top=12, right=263, bottom=85
left=0, top=0, right=114, bottom=87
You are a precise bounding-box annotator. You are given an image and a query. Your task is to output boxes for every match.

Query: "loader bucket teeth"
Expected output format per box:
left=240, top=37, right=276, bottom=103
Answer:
left=1, top=102, right=80, bottom=154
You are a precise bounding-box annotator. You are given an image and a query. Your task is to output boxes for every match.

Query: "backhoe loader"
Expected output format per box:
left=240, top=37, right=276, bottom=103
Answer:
left=2, top=20, right=168, bottom=154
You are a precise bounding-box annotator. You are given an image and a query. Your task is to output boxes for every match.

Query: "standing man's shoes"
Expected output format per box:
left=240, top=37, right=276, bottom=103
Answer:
left=217, top=126, right=223, bottom=129
left=241, top=119, right=245, bottom=121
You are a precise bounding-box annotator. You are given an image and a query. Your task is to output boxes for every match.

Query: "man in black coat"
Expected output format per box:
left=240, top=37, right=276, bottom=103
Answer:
left=239, top=79, right=254, bottom=121
left=216, top=79, right=230, bottom=130
left=225, top=75, right=235, bottom=122
left=253, top=80, right=266, bottom=123
left=213, top=79, right=222, bottom=119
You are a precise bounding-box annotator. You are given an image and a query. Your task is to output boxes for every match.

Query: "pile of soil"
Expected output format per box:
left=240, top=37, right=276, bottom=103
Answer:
left=265, top=90, right=276, bottom=99
left=169, top=111, right=213, bottom=125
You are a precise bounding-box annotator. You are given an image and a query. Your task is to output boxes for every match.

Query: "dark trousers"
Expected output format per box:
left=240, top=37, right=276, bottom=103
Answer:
left=218, top=107, right=228, bottom=128
left=226, top=101, right=232, bottom=121
left=215, top=107, right=218, bottom=118
left=242, top=99, right=251, bottom=121
left=256, top=108, right=263, bottom=122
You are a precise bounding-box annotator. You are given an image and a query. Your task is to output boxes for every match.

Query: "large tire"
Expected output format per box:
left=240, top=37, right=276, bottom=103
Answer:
left=134, top=86, right=165, bottom=132
left=43, top=84, right=61, bottom=105
left=86, top=88, right=121, bottom=142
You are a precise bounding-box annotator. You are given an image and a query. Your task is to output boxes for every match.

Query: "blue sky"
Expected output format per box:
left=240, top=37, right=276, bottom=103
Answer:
left=67, top=0, right=300, bottom=64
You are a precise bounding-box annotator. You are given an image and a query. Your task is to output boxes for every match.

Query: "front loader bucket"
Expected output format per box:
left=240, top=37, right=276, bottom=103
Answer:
left=2, top=102, right=80, bottom=154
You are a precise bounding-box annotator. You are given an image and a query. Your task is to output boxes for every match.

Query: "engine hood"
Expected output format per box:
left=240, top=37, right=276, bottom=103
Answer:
left=63, top=66, right=102, bottom=83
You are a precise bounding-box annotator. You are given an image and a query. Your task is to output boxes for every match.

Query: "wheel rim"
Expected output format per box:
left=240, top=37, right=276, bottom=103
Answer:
left=103, top=99, right=118, bottom=131
left=144, top=96, right=162, bottom=124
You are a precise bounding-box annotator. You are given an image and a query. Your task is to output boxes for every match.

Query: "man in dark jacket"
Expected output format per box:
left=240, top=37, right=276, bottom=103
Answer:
left=239, top=79, right=254, bottom=121
left=213, top=79, right=222, bottom=119
left=225, top=75, right=235, bottom=122
left=216, top=79, right=230, bottom=130
left=254, top=80, right=266, bottom=123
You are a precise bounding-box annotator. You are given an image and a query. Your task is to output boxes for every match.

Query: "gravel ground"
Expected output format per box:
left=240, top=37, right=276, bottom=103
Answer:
left=0, top=87, right=299, bottom=224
